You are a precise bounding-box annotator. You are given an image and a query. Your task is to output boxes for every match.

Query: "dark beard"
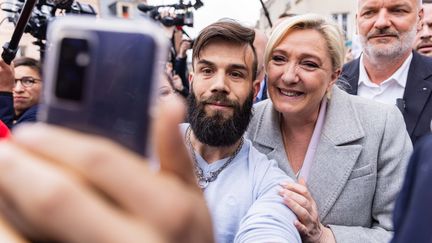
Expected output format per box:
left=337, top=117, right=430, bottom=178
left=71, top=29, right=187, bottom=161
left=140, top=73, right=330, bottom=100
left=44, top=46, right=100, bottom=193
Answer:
left=187, top=89, right=254, bottom=147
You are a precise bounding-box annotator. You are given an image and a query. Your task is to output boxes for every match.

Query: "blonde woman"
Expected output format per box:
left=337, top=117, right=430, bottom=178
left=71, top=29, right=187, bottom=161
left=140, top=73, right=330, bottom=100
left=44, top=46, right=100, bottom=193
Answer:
left=247, top=14, right=412, bottom=242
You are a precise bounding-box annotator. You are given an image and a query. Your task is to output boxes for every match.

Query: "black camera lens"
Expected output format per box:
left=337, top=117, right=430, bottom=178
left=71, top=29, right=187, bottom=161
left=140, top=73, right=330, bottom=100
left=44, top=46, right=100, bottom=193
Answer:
left=55, top=37, right=89, bottom=102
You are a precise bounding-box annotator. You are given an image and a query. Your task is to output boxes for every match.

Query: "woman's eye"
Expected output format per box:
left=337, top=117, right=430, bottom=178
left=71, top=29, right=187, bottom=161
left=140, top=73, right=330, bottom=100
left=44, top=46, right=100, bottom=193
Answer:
left=300, top=61, right=320, bottom=71
left=271, top=55, right=286, bottom=63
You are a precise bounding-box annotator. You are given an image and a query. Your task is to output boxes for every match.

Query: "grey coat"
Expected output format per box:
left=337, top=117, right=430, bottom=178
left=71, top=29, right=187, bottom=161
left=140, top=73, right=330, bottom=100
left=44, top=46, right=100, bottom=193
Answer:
left=246, top=86, right=412, bottom=243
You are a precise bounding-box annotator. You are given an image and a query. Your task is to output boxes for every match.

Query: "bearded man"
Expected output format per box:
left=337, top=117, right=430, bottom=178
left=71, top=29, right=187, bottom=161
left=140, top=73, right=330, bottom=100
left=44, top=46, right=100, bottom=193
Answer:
left=341, top=0, right=432, bottom=145
left=183, top=19, right=301, bottom=243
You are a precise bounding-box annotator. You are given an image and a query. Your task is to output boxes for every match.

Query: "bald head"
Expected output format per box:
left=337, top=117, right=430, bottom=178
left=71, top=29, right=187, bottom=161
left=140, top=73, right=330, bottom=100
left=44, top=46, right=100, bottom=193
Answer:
left=357, top=0, right=422, bottom=11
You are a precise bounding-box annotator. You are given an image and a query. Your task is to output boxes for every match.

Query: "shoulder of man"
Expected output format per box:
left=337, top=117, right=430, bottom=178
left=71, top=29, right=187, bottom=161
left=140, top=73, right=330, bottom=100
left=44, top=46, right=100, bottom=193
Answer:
left=15, top=105, right=39, bottom=125
left=244, top=138, right=294, bottom=190
left=248, top=99, right=272, bottom=138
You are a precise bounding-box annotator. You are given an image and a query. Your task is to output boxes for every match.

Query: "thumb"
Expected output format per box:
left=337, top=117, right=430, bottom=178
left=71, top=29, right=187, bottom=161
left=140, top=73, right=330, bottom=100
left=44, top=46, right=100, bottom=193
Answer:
left=0, top=215, right=28, bottom=243
left=298, top=177, right=307, bottom=187
left=152, top=96, right=198, bottom=188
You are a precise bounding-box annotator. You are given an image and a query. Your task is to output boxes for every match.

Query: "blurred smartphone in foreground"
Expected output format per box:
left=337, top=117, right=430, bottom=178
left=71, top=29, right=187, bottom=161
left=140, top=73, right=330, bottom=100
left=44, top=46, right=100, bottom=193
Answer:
left=38, top=16, right=168, bottom=156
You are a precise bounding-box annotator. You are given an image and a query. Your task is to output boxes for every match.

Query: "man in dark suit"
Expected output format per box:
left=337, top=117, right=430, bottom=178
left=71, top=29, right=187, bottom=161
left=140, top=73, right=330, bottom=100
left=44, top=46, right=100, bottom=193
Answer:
left=341, top=0, right=432, bottom=145
left=391, top=134, right=432, bottom=243
left=0, top=57, right=42, bottom=128
left=414, top=0, right=432, bottom=56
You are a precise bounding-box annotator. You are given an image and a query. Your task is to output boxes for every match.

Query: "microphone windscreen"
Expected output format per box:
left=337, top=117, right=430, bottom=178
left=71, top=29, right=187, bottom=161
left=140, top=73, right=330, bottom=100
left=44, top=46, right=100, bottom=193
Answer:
left=137, top=3, right=155, bottom=12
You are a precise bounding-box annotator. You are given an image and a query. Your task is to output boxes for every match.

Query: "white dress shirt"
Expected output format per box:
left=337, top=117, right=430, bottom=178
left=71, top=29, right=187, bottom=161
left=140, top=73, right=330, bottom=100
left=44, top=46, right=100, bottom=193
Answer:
left=358, top=53, right=413, bottom=105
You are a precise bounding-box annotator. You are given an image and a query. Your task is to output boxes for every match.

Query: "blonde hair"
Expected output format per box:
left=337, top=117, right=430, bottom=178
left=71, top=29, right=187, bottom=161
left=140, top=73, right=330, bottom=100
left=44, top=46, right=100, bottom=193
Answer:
left=264, top=13, right=346, bottom=72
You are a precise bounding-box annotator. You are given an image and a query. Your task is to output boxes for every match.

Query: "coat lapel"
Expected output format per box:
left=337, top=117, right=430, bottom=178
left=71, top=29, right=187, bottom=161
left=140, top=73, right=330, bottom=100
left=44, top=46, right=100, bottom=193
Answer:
left=251, top=101, right=297, bottom=179
left=340, top=57, right=361, bottom=95
left=403, top=52, right=432, bottom=137
left=307, top=87, right=365, bottom=220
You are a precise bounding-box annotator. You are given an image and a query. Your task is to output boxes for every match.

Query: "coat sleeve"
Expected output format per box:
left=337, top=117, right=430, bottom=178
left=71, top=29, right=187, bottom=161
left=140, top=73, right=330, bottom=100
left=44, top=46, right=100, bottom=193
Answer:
left=0, top=92, right=14, bottom=129
left=329, top=105, right=412, bottom=242
left=234, top=159, right=301, bottom=243
left=391, top=135, right=432, bottom=243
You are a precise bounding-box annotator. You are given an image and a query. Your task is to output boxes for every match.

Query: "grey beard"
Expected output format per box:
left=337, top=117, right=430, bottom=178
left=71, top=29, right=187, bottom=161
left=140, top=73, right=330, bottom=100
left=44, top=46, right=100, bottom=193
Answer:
left=360, top=26, right=416, bottom=60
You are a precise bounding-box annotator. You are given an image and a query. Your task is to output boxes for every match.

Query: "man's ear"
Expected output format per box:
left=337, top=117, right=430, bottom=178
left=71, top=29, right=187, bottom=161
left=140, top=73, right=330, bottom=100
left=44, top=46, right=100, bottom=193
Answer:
left=188, top=72, right=194, bottom=85
left=253, top=79, right=261, bottom=101
left=418, top=8, right=424, bottom=32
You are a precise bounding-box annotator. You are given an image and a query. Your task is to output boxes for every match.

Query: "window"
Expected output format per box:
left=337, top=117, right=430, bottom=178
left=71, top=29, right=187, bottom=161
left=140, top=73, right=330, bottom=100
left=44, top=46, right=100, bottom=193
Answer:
left=332, top=13, right=348, bottom=39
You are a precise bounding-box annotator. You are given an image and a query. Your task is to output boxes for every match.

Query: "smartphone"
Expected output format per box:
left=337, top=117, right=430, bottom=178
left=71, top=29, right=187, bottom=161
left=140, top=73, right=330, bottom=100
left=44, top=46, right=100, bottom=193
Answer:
left=38, top=16, right=168, bottom=156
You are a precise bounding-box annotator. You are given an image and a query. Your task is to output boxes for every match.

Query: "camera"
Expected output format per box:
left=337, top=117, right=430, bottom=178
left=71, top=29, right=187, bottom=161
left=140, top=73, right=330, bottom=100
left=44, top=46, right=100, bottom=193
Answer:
left=1, top=0, right=96, bottom=41
left=137, top=0, right=203, bottom=27
left=55, top=37, right=88, bottom=101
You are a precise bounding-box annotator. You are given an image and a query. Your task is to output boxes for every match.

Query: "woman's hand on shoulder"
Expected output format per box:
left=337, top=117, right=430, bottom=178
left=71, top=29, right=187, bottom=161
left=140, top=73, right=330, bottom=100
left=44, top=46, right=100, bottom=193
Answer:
left=279, top=178, right=335, bottom=243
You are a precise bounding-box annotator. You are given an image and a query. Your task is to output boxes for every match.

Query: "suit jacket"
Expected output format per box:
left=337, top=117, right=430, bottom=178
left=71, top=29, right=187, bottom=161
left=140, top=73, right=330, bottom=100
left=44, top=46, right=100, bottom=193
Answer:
left=14, top=105, right=38, bottom=125
left=246, top=86, right=413, bottom=243
left=341, top=51, right=432, bottom=145
left=391, top=134, right=432, bottom=243
left=0, top=92, right=14, bottom=128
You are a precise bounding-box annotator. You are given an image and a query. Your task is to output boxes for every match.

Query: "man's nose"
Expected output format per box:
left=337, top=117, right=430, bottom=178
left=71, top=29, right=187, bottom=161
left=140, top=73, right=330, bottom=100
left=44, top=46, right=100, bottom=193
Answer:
left=13, top=81, right=25, bottom=92
left=420, top=24, right=432, bottom=40
left=374, top=9, right=392, bottom=30
left=210, top=72, right=229, bottom=93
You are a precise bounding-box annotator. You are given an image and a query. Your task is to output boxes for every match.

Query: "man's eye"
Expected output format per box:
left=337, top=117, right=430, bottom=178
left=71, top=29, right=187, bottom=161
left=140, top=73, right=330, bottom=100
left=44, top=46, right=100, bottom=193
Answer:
left=391, top=8, right=408, bottom=14
left=230, top=71, right=244, bottom=79
left=361, top=10, right=375, bottom=17
left=23, top=79, right=35, bottom=85
left=159, top=88, right=172, bottom=97
left=201, top=68, right=213, bottom=74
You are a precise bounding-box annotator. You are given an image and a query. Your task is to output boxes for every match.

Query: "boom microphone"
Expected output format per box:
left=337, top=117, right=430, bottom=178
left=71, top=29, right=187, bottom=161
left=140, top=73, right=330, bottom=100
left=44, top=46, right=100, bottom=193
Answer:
left=1, top=0, right=38, bottom=64
left=137, top=3, right=156, bottom=13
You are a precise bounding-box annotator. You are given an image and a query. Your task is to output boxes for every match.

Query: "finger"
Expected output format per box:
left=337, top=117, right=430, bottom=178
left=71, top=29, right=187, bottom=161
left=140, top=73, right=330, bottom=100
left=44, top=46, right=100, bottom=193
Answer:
left=0, top=213, right=28, bottom=243
left=12, top=111, right=197, bottom=236
left=279, top=189, right=310, bottom=211
left=281, top=181, right=312, bottom=200
left=153, top=95, right=197, bottom=187
left=0, top=194, right=46, bottom=241
left=283, top=196, right=312, bottom=225
left=293, top=220, right=308, bottom=236
left=0, top=140, right=163, bottom=243
left=166, top=62, right=173, bottom=71
left=0, top=60, right=11, bottom=69
left=298, top=177, right=307, bottom=187
left=11, top=124, right=178, bottom=226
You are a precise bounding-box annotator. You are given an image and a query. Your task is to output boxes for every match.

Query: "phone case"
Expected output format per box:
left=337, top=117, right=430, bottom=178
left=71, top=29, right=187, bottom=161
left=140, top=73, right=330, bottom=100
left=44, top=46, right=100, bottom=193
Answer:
left=39, top=16, right=168, bottom=156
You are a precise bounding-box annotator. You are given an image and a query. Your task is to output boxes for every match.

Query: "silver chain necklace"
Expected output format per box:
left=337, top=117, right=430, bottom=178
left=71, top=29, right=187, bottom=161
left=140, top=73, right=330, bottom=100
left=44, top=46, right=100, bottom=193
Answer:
left=186, top=127, right=244, bottom=189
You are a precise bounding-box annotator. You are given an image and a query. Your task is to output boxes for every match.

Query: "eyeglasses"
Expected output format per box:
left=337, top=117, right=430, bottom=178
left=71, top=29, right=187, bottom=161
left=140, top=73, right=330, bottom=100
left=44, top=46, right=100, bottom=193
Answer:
left=14, top=77, right=41, bottom=88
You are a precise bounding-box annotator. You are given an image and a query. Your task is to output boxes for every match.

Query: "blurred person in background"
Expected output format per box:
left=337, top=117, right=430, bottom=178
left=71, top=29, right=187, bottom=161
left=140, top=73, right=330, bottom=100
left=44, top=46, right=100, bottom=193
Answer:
left=13, top=57, right=42, bottom=124
left=391, top=133, right=432, bottom=243
left=253, top=29, right=269, bottom=102
left=414, top=0, right=432, bottom=56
